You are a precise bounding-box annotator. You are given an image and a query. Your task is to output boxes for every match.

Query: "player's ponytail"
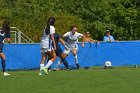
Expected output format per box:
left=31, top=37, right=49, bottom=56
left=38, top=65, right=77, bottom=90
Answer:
left=45, top=17, right=55, bottom=35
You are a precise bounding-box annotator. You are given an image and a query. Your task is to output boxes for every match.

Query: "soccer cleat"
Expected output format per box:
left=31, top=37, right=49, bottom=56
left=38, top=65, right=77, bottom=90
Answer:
left=38, top=72, right=43, bottom=76
left=38, top=69, right=45, bottom=76
left=3, top=72, right=10, bottom=76
left=42, top=67, right=48, bottom=75
left=54, top=68, right=59, bottom=71
left=48, top=67, right=51, bottom=71
left=67, top=68, right=70, bottom=71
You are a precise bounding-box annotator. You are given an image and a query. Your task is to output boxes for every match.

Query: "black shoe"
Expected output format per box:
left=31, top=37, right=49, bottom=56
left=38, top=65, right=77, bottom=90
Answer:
left=76, top=63, right=80, bottom=69
left=85, top=66, right=90, bottom=70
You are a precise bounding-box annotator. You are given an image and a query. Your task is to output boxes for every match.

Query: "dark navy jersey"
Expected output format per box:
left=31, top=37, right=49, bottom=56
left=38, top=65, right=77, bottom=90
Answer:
left=0, top=31, right=11, bottom=43
left=0, top=30, right=11, bottom=49
left=64, top=36, right=68, bottom=42
left=0, top=35, right=5, bottom=49
left=52, top=33, right=61, bottom=48
left=53, top=33, right=63, bottom=57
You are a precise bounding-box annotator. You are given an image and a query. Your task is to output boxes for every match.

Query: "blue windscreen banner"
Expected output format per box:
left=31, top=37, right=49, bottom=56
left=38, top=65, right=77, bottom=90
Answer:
left=0, top=41, right=140, bottom=70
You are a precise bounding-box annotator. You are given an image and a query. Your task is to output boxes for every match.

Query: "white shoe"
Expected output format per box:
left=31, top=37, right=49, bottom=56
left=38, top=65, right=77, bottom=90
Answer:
left=53, top=68, right=59, bottom=71
left=38, top=69, right=44, bottom=76
left=3, top=72, right=10, bottom=76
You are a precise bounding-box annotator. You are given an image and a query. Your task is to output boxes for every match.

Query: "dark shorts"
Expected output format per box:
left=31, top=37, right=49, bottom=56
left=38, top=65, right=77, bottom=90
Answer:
left=0, top=49, right=2, bottom=52
left=0, top=43, right=4, bottom=50
left=55, top=47, right=63, bottom=57
left=5, top=33, right=11, bottom=38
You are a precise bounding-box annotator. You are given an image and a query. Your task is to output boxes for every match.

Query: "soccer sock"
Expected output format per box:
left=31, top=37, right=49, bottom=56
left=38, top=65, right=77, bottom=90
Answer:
left=46, top=59, right=51, bottom=70
left=40, top=64, right=44, bottom=72
left=1, top=60, right=6, bottom=72
left=74, top=55, right=78, bottom=64
left=45, top=60, right=53, bottom=69
left=55, top=60, right=62, bottom=69
left=61, top=58, right=69, bottom=69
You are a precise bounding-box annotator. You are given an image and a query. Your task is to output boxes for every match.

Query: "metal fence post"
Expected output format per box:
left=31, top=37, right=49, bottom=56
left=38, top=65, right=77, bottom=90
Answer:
left=18, top=31, right=21, bottom=44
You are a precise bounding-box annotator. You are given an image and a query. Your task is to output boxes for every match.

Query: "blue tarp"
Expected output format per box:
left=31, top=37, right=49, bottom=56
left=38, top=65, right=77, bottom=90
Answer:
left=0, top=41, right=140, bottom=70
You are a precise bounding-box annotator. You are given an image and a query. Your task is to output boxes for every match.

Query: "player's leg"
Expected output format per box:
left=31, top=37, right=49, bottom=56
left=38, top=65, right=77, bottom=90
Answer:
left=72, top=49, right=80, bottom=69
left=46, top=50, right=57, bottom=68
left=61, top=48, right=70, bottom=70
left=0, top=49, right=10, bottom=76
left=54, top=59, right=62, bottom=70
left=53, top=49, right=62, bottom=70
left=56, top=48, right=69, bottom=70
left=60, top=53, right=70, bottom=70
left=47, top=55, right=51, bottom=71
left=39, top=52, right=47, bottom=75
left=43, top=50, right=56, bottom=75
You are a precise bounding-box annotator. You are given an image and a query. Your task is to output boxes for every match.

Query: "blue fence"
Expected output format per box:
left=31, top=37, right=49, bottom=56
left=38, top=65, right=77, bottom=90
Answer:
left=0, top=41, right=140, bottom=70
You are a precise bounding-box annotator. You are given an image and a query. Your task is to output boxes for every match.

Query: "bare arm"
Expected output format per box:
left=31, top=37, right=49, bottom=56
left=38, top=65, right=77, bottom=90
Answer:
left=50, top=34, right=56, bottom=50
left=59, top=38, right=65, bottom=46
left=81, top=35, right=85, bottom=48
left=59, top=38, right=68, bottom=50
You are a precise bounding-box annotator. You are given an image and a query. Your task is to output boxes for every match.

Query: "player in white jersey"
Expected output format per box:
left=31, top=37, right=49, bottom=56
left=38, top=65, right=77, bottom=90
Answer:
left=40, top=25, right=55, bottom=51
left=39, top=17, right=57, bottom=75
left=61, top=25, right=85, bottom=69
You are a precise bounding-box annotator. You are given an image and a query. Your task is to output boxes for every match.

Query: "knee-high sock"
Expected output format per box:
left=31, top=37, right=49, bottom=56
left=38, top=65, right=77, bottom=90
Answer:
left=40, top=64, right=44, bottom=71
left=55, top=60, right=62, bottom=69
left=74, top=55, right=78, bottom=64
left=45, top=60, right=53, bottom=69
left=61, top=58, right=69, bottom=69
left=1, top=60, right=6, bottom=72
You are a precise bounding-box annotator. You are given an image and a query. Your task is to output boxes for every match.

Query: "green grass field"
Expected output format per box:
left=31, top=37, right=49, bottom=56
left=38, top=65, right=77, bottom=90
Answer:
left=0, top=67, right=140, bottom=93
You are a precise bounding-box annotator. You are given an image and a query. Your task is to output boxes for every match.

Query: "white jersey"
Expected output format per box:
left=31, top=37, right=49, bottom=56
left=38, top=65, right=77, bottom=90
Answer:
left=40, top=26, right=55, bottom=49
left=64, top=31, right=83, bottom=48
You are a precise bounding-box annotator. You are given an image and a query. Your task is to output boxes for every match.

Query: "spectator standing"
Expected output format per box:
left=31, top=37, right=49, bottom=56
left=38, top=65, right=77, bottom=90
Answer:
left=103, top=30, right=115, bottom=42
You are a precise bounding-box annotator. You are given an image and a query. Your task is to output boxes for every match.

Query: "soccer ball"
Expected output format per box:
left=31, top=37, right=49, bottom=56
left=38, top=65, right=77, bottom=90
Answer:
left=104, top=61, right=112, bottom=69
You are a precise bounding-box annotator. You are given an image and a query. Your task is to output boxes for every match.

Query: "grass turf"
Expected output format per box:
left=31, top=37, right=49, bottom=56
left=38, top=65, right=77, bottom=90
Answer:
left=0, top=67, right=140, bottom=93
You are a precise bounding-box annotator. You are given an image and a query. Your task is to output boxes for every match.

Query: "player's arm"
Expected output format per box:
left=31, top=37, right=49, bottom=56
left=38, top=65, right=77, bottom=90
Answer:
left=81, top=34, right=85, bottom=48
left=51, top=34, right=56, bottom=50
left=77, top=33, right=85, bottom=48
left=6, top=33, right=12, bottom=44
left=63, top=32, right=69, bottom=38
left=50, top=26, right=56, bottom=50
left=59, top=38, right=68, bottom=50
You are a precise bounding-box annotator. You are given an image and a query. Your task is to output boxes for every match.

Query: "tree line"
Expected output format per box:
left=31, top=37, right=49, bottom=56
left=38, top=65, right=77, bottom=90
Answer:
left=0, top=0, right=140, bottom=42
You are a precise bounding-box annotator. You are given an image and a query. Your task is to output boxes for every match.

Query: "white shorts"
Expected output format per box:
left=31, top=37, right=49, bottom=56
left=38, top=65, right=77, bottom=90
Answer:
left=64, top=47, right=78, bottom=55
left=40, top=48, right=53, bottom=53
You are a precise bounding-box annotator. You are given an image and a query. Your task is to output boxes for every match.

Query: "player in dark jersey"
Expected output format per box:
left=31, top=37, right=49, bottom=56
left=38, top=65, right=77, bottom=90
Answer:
left=0, top=20, right=11, bottom=76
left=51, top=33, right=70, bottom=70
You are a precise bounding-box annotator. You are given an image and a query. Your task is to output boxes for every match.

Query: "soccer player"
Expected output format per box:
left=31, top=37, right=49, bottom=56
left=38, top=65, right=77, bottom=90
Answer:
left=49, top=33, right=70, bottom=71
left=0, top=20, right=11, bottom=76
left=39, top=17, right=57, bottom=75
left=60, top=25, right=85, bottom=69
